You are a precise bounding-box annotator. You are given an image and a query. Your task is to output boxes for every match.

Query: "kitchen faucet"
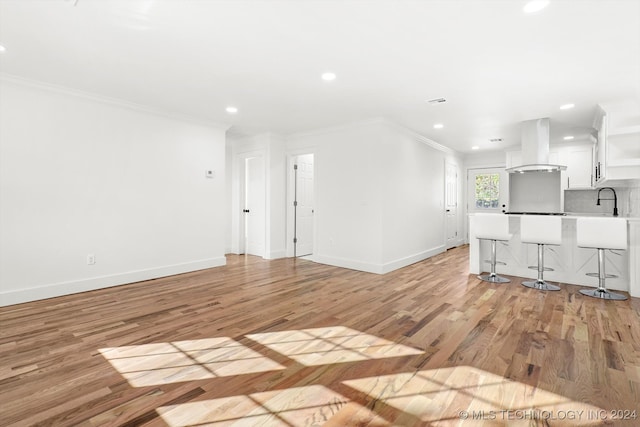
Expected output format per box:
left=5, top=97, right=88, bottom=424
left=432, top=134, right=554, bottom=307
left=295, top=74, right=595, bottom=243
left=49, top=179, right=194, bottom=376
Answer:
left=596, top=187, right=618, bottom=216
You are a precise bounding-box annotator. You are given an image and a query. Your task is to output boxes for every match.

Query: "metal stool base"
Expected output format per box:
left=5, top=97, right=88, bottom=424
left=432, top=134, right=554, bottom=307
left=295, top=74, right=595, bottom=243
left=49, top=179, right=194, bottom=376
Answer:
left=478, top=273, right=510, bottom=283
left=522, top=280, right=561, bottom=291
left=579, top=288, right=627, bottom=301
left=579, top=248, right=627, bottom=301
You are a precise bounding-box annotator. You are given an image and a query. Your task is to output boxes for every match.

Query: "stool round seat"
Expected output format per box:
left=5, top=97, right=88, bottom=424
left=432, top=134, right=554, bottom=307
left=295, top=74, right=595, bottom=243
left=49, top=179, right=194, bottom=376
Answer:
left=474, top=213, right=513, bottom=283
left=520, top=215, right=562, bottom=291
left=577, top=217, right=628, bottom=300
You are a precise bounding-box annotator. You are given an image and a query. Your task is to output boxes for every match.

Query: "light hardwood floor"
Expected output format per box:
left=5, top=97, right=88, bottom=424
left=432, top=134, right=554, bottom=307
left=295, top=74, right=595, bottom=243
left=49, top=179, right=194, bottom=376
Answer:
left=1, top=245, right=639, bottom=426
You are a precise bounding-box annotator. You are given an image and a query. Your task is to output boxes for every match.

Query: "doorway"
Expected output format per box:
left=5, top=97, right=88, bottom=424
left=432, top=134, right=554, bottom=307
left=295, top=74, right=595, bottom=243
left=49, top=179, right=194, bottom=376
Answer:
left=467, top=168, right=508, bottom=214
left=466, top=167, right=508, bottom=241
left=244, top=156, right=265, bottom=257
left=445, top=162, right=459, bottom=249
left=291, top=154, right=314, bottom=257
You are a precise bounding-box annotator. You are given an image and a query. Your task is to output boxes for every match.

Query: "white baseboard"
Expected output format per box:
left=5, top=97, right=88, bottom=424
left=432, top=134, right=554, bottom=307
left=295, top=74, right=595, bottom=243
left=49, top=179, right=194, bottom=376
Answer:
left=265, top=250, right=287, bottom=260
left=310, top=255, right=384, bottom=274
left=448, top=237, right=466, bottom=249
left=0, top=257, right=227, bottom=307
left=311, top=246, right=446, bottom=275
left=381, top=246, right=446, bottom=274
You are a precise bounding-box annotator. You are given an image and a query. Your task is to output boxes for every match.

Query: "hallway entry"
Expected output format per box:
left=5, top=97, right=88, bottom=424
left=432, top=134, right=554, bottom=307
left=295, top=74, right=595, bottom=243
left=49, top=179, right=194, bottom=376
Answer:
left=445, top=162, right=459, bottom=249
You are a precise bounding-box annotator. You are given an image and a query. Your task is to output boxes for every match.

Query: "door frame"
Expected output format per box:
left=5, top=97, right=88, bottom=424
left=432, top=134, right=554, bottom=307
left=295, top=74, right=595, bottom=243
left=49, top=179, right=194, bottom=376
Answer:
left=286, top=151, right=316, bottom=258
left=243, top=155, right=266, bottom=257
left=232, top=149, right=266, bottom=256
left=444, top=160, right=461, bottom=250
left=463, top=162, right=507, bottom=244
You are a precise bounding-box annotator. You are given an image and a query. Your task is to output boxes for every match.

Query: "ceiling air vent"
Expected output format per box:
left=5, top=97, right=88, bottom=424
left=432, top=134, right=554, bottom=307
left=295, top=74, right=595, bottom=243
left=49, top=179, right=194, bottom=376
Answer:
left=426, top=97, right=447, bottom=104
left=489, top=138, right=503, bottom=142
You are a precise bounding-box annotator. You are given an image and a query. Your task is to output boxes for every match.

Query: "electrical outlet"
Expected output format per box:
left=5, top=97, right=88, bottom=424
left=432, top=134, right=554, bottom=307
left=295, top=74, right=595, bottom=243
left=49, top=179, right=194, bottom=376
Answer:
left=87, top=254, right=96, bottom=265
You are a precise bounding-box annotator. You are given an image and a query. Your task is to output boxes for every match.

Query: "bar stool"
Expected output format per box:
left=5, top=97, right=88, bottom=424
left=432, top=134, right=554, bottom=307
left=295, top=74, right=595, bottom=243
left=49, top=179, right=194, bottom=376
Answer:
left=520, top=215, right=562, bottom=291
left=577, top=217, right=628, bottom=301
left=475, top=213, right=513, bottom=283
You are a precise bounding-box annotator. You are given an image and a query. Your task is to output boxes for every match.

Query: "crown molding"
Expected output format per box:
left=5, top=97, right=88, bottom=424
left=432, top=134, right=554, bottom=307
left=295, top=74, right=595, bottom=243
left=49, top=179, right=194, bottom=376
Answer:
left=0, top=73, right=231, bottom=131
left=379, top=118, right=458, bottom=156
left=286, top=116, right=459, bottom=156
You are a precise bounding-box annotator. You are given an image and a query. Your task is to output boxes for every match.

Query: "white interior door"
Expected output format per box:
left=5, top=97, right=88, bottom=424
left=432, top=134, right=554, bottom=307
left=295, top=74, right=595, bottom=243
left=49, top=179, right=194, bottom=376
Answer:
left=245, top=156, right=265, bottom=257
left=294, top=154, right=314, bottom=257
left=445, top=162, right=459, bottom=249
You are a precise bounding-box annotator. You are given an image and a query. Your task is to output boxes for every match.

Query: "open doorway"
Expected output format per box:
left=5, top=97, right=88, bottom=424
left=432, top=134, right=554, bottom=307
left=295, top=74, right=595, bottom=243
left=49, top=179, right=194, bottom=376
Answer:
left=445, top=161, right=459, bottom=249
left=289, top=154, right=315, bottom=257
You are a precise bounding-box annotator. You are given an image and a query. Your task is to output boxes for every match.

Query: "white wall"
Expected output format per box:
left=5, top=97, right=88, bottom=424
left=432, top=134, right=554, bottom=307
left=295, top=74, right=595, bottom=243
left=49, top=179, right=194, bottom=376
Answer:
left=287, top=119, right=462, bottom=273
left=463, top=150, right=507, bottom=169
left=266, top=134, right=287, bottom=259
left=287, top=121, right=384, bottom=272
left=379, top=125, right=452, bottom=271
left=225, top=136, right=234, bottom=253
left=0, top=78, right=228, bottom=306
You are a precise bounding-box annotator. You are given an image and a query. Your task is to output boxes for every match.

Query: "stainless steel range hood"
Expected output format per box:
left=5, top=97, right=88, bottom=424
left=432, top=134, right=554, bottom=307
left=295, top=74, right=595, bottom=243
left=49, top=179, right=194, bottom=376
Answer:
left=506, top=118, right=567, bottom=173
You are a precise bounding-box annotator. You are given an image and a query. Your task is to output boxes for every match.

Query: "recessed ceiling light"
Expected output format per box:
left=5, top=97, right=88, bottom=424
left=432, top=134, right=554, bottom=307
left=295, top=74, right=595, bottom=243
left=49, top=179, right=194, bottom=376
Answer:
left=321, top=72, right=336, bottom=81
left=471, top=146, right=480, bottom=150
left=225, top=106, right=238, bottom=114
left=433, top=123, right=444, bottom=129
left=0, top=45, right=6, bottom=52
left=563, top=135, right=574, bottom=140
left=560, top=103, right=575, bottom=110
left=524, top=0, right=549, bottom=14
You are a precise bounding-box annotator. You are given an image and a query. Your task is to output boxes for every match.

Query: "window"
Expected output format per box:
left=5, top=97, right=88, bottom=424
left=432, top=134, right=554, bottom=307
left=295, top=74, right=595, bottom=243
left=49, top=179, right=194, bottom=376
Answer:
left=475, top=173, right=500, bottom=208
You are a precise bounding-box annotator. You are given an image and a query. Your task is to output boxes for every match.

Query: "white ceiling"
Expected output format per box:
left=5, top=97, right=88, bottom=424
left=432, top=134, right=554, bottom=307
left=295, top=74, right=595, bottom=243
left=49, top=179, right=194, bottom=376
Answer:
left=1, top=0, right=638, bottom=153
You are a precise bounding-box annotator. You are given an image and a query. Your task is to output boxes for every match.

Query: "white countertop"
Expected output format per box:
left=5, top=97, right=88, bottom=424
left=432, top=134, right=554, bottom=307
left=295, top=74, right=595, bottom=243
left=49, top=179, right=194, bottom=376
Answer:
left=469, top=212, right=639, bottom=220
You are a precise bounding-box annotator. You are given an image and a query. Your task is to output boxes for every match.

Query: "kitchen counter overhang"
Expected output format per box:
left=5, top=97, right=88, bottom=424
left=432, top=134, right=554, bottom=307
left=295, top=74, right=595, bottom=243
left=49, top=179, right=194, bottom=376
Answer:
left=468, top=214, right=640, bottom=298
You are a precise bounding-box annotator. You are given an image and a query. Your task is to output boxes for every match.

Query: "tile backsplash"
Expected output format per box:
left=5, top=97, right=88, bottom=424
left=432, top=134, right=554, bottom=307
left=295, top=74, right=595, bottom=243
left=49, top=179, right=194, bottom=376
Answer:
left=510, top=172, right=562, bottom=213
left=564, top=187, right=640, bottom=217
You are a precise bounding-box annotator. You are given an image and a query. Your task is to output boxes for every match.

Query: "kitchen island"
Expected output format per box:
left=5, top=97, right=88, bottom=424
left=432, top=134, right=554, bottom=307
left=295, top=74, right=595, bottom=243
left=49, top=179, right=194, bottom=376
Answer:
left=469, top=213, right=640, bottom=298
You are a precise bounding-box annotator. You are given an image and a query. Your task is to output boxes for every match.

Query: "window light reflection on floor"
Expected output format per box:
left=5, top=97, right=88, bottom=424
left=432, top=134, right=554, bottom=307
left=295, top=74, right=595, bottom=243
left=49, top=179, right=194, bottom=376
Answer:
left=157, top=384, right=387, bottom=427
left=343, top=366, right=605, bottom=425
left=101, top=331, right=607, bottom=425
left=246, top=326, right=423, bottom=366
left=99, top=337, right=285, bottom=387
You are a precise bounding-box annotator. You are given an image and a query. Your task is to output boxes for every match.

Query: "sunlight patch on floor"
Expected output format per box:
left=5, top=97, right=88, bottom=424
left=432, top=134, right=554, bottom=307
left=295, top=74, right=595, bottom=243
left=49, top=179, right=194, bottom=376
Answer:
left=157, top=384, right=387, bottom=427
left=246, top=326, right=422, bottom=366
left=99, top=337, right=285, bottom=387
left=343, top=366, right=605, bottom=426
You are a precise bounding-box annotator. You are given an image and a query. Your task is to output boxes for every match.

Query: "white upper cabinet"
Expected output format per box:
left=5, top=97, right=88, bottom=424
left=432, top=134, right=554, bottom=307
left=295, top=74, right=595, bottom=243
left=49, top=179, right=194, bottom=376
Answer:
left=594, top=102, right=640, bottom=186
left=561, top=144, right=594, bottom=189
left=506, top=146, right=593, bottom=189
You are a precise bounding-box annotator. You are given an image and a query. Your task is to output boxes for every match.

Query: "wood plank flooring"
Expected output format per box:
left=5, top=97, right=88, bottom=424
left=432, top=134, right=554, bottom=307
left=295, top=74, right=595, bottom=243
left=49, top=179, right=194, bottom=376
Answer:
left=1, top=246, right=640, bottom=426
